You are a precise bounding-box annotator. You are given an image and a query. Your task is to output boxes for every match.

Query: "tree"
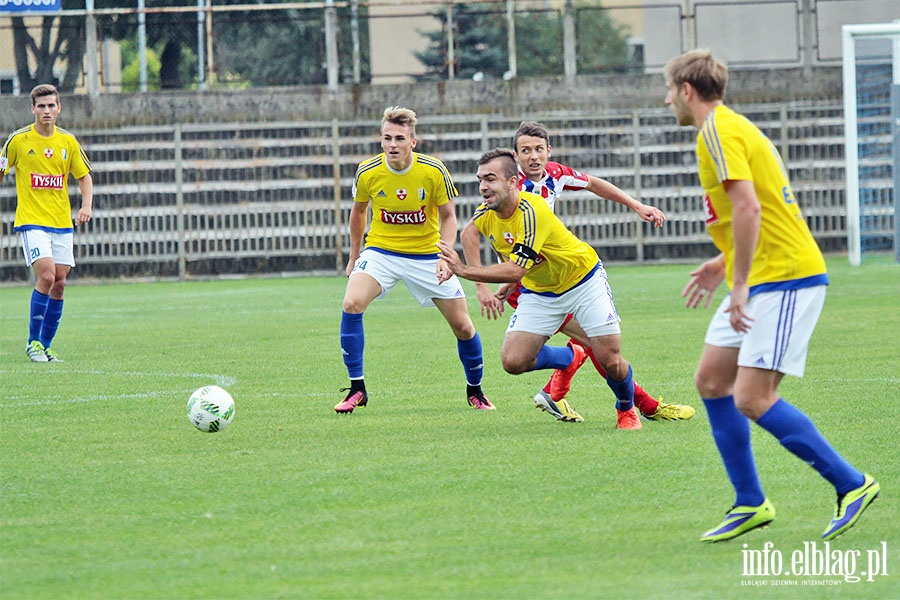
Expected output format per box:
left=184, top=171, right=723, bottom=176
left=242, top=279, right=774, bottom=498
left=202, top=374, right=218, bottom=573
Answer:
left=415, top=3, right=506, bottom=81
left=10, top=0, right=371, bottom=94
left=213, top=4, right=370, bottom=86
left=11, top=0, right=86, bottom=93
left=415, top=2, right=632, bottom=81
left=96, top=0, right=201, bottom=90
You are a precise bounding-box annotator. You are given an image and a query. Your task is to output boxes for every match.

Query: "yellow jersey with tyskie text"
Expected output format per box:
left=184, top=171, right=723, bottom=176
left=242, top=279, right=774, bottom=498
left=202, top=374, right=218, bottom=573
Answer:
left=1, top=124, right=92, bottom=232
left=353, top=152, right=457, bottom=256
left=472, top=190, right=599, bottom=295
left=697, top=105, right=826, bottom=291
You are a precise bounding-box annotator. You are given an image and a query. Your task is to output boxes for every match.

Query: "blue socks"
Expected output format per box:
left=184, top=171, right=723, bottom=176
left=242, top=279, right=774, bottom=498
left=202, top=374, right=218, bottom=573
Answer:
left=703, top=395, right=766, bottom=507
left=457, top=333, right=484, bottom=386
left=607, top=365, right=635, bottom=412
left=704, top=396, right=864, bottom=504
left=757, top=399, right=865, bottom=495
left=534, top=344, right=574, bottom=371
left=340, top=311, right=365, bottom=379
left=40, top=298, right=63, bottom=348
left=29, top=290, right=50, bottom=342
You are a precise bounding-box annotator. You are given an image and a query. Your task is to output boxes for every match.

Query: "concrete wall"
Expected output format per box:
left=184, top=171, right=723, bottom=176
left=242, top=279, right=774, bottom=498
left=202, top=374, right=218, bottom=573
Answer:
left=0, top=67, right=843, bottom=130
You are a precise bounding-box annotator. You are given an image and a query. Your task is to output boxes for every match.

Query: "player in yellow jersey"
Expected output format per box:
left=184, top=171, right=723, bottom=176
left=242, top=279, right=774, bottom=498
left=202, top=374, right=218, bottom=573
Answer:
left=335, top=106, right=492, bottom=413
left=438, top=148, right=644, bottom=429
left=0, top=84, right=93, bottom=363
left=469, top=120, right=694, bottom=424
left=665, top=49, right=878, bottom=542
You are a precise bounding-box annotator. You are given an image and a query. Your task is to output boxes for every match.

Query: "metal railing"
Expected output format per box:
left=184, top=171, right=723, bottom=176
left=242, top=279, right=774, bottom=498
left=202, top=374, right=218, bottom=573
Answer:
left=2, top=101, right=881, bottom=281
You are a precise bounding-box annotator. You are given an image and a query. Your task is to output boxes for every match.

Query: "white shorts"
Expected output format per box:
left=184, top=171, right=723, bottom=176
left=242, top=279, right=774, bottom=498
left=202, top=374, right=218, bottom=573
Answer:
left=507, top=267, right=621, bottom=338
left=704, top=286, right=826, bottom=377
left=351, top=247, right=467, bottom=308
left=20, top=229, right=75, bottom=267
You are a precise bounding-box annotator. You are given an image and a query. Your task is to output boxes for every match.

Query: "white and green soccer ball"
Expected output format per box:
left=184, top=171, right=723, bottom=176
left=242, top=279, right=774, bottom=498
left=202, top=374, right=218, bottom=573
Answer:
left=187, top=385, right=235, bottom=433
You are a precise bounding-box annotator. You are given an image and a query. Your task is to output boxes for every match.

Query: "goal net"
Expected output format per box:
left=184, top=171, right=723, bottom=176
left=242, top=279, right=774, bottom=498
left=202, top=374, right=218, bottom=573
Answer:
left=842, top=22, right=900, bottom=265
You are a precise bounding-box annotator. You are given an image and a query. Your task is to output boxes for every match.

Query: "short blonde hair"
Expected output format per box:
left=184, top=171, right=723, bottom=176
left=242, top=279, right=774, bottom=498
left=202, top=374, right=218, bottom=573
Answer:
left=382, top=106, right=417, bottom=136
left=664, top=50, right=728, bottom=102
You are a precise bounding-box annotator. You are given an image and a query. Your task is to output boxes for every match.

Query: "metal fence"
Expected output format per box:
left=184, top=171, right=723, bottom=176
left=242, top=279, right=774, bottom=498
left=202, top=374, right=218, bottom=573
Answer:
left=1, top=0, right=897, bottom=95
left=1, top=101, right=877, bottom=281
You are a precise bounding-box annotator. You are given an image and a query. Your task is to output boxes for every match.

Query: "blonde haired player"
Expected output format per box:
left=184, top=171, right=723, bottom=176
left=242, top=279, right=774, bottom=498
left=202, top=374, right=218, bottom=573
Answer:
left=665, top=49, right=878, bottom=542
left=0, top=84, right=93, bottom=362
left=335, top=106, right=492, bottom=413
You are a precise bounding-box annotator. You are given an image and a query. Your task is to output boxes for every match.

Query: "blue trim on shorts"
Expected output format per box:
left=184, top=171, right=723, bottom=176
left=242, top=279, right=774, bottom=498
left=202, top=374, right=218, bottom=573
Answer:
left=520, top=262, right=602, bottom=298
left=748, top=274, right=829, bottom=297
left=15, top=224, right=75, bottom=234
left=365, top=246, right=439, bottom=260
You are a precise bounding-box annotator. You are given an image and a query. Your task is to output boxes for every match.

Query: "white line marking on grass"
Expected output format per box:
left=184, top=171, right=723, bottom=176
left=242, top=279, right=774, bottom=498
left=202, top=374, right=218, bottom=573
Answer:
left=0, top=369, right=237, bottom=408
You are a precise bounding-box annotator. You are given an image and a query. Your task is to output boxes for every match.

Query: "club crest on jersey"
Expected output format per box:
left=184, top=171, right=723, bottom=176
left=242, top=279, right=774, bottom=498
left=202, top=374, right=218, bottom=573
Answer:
left=0, top=157, right=6, bottom=170
left=395, top=188, right=407, bottom=201
left=503, top=232, right=515, bottom=245
left=44, top=148, right=54, bottom=159
left=704, top=194, right=719, bottom=225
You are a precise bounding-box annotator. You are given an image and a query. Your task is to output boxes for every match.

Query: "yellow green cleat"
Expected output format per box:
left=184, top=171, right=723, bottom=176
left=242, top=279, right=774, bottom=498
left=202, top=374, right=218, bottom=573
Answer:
left=822, top=474, right=879, bottom=541
left=645, top=399, right=696, bottom=421
left=701, top=499, right=775, bottom=542
left=534, top=390, right=583, bottom=422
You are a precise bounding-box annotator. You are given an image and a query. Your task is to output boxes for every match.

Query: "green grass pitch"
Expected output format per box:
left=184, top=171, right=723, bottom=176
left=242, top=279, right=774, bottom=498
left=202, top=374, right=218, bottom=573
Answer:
left=1, top=255, right=898, bottom=599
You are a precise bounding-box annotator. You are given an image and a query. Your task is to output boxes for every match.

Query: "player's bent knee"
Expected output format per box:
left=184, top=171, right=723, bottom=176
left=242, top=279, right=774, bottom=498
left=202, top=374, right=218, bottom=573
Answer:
left=500, top=355, right=530, bottom=375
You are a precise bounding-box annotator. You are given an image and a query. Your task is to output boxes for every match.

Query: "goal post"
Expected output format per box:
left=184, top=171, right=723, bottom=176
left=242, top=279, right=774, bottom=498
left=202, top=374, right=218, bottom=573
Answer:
left=842, top=22, right=900, bottom=265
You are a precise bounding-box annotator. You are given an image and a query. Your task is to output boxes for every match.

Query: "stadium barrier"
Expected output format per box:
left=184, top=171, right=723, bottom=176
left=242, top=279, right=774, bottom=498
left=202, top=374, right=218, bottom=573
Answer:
left=0, top=102, right=874, bottom=281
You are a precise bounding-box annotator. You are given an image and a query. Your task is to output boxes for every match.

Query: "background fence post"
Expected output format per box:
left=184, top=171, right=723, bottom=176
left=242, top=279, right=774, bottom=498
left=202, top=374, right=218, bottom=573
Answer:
left=632, top=111, right=644, bottom=262
left=506, top=0, right=517, bottom=80
left=175, top=124, right=186, bottom=281
left=563, top=0, right=576, bottom=87
left=325, top=0, right=339, bottom=90
left=332, top=118, right=344, bottom=274
left=85, top=0, right=99, bottom=98
left=447, top=2, right=455, bottom=81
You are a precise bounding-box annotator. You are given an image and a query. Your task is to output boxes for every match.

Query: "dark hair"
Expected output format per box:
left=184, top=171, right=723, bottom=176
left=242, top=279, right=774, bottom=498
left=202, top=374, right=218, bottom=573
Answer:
left=30, top=84, right=59, bottom=106
left=664, top=49, right=728, bottom=101
left=478, top=148, right=518, bottom=179
left=513, top=121, right=550, bottom=150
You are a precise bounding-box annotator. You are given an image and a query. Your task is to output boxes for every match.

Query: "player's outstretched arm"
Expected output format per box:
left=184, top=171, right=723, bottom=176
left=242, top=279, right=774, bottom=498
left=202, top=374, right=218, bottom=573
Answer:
left=437, top=240, right=525, bottom=284
left=587, top=175, right=666, bottom=228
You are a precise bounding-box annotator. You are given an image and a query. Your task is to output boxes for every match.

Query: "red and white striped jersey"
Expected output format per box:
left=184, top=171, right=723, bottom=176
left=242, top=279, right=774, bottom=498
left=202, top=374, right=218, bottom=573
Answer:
left=517, top=161, right=589, bottom=212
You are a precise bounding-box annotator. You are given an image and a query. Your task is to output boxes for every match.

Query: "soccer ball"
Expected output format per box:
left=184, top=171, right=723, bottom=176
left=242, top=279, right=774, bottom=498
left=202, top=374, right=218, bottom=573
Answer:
left=187, top=385, right=235, bottom=433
